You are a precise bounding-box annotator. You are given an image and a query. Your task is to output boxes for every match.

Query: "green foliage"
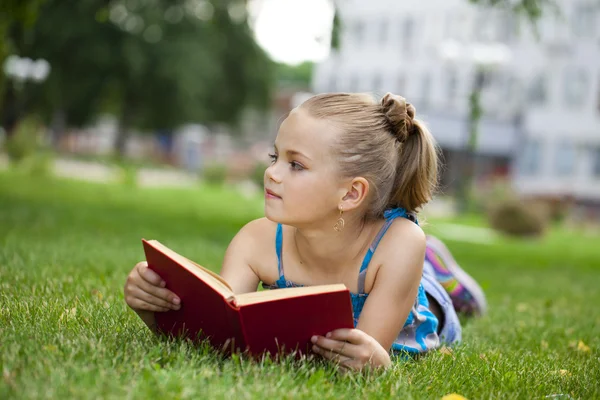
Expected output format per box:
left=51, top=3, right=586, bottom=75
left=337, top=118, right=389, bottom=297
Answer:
left=467, top=0, right=557, bottom=23
left=330, top=6, right=341, bottom=50
left=18, top=149, right=54, bottom=177
left=276, top=62, right=313, bottom=88
left=202, top=163, right=227, bottom=186
left=0, top=172, right=599, bottom=398
left=487, top=198, right=548, bottom=237
left=4, top=117, right=41, bottom=163
left=118, top=164, right=138, bottom=188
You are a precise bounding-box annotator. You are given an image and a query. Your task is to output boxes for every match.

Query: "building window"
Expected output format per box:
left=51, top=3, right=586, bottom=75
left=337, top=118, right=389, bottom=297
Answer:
left=563, top=67, right=589, bottom=108
left=420, top=73, right=431, bottom=109
left=497, top=11, right=516, bottom=43
left=555, top=140, right=576, bottom=176
left=528, top=74, right=548, bottom=106
left=349, top=74, right=359, bottom=92
left=372, top=73, right=382, bottom=93
left=519, top=138, right=542, bottom=176
left=402, top=17, right=414, bottom=52
left=572, top=2, right=597, bottom=38
left=593, top=147, right=600, bottom=178
left=329, top=73, right=338, bottom=92
left=396, top=73, right=406, bottom=95
left=379, top=18, right=389, bottom=46
left=353, top=20, right=365, bottom=46
left=445, top=68, right=458, bottom=105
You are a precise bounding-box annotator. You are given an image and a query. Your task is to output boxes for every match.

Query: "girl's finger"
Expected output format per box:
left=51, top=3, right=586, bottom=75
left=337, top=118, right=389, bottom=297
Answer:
left=324, top=328, right=366, bottom=344
left=312, top=344, right=355, bottom=365
left=131, top=286, right=179, bottom=310
left=136, top=278, right=180, bottom=305
left=138, top=263, right=165, bottom=287
left=129, top=298, right=170, bottom=312
left=311, top=336, right=359, bottom=357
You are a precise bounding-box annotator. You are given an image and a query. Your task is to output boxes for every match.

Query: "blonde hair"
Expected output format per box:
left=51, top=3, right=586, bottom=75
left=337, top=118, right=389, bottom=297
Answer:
left=300, top=92, right=439, bottom=220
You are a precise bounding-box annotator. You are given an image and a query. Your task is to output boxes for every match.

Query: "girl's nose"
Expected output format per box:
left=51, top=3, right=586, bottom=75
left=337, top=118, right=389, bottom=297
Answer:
left=265, top=164, right=281, bottom=183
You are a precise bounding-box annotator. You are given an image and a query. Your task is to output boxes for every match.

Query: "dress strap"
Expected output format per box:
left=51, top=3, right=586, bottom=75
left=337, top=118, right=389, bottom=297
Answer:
left=356, top=207, right=418, bottom=293
left=275, top=223, right=285, bottom=277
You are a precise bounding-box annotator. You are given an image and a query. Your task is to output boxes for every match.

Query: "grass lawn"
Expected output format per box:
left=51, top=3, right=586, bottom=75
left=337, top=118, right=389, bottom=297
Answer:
left=1, top=171, right=598, bottom=399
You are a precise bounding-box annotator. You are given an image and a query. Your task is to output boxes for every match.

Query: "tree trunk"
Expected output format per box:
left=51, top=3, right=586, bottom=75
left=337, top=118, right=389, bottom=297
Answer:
left=50, top=109, right=66, bottom=149
left=114, top=94, right=134, bottom=160
left=456, top=68, right=485, bottom=214
left=1, top=82, right=20, bottom=139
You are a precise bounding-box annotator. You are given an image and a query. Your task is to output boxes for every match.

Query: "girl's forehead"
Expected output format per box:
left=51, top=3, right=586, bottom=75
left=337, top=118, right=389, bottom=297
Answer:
left=276, top=110, right=337, bottom=157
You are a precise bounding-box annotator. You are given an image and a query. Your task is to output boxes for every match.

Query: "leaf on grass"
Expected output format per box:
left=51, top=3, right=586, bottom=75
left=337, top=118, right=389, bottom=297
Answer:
left=59, top=307, right=77, bottom=321
left=516, top=303, right=528, bottom=312
left=577, top=340, right=590, bottom=353
left=439, top=346, right=454, bottom=358
left=43, top=344, right=58, bottom=352
left=442, top=394, right=468, bottom=400
left=91, top=289, right=103, bottom=300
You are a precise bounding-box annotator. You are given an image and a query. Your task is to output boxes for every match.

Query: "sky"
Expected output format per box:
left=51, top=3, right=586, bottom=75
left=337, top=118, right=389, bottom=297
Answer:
left=249, top=0, right=335, bottom=65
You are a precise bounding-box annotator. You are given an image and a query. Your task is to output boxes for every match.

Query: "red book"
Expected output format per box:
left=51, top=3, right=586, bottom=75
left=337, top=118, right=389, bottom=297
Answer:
left=142, top=239, right=354, bottom=357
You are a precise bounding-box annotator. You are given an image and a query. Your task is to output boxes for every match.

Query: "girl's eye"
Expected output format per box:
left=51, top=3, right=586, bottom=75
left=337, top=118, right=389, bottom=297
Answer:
left=290, top=161, right=304, bottom=171
left=268, top=153, right=277, bottom=164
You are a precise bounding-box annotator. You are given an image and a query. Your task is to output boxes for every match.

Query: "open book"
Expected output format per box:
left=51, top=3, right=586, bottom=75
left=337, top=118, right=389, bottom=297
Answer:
left=142, top=239, right=354, bottom=356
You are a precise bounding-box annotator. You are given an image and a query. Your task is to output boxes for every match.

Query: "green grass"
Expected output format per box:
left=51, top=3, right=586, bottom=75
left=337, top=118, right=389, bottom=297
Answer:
left=1, top=171, right=598, bottom=399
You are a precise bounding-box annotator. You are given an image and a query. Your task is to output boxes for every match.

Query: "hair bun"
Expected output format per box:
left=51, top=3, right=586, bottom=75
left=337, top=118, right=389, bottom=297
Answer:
left=381, top=92, right=416, bottom=143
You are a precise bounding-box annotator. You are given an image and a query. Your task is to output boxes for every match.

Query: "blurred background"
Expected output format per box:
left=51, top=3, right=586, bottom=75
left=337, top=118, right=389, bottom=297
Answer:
left=1, top=0, right=599, bottom=238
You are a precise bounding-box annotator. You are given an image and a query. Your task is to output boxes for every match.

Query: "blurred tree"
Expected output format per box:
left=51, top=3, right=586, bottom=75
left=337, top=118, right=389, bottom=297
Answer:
left=0, top=0, right=46, bottom=137
left=2, top=0, right=275, bottom=157
left=276, top=62, right=313, bottom=88
left=467, top=0, right=553, bottom=24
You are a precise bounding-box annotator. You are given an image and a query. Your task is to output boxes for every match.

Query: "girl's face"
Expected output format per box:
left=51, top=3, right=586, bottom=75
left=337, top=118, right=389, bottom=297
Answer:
left=264, top=108, right=344, bottom=227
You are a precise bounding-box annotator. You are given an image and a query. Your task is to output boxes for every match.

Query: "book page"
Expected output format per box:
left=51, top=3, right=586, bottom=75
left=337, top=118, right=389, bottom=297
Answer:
left=234, top=284, right=347, bottom=306
left=146, top=240, right=234, bottom=297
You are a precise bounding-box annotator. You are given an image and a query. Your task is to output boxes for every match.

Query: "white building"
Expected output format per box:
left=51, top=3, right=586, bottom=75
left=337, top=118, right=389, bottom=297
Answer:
left=312, top=0, right=600, bottom=208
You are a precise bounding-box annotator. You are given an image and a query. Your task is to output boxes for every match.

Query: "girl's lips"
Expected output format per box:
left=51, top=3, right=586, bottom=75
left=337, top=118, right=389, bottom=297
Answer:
left=265, top=189, right=281, bottom=199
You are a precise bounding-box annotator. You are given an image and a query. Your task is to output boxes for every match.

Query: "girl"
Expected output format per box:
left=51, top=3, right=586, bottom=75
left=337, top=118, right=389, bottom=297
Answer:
left=124, top=92, right=487, bottom=371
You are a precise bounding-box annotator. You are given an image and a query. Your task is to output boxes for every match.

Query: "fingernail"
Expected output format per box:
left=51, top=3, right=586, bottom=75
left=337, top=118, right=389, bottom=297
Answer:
left=326, top=332, right=331, bottom=338
left=311, top=335, right=317, bottom=343
left=173, top=298, right=180, bottom=305
left=160, top=281, right=166, bottom=287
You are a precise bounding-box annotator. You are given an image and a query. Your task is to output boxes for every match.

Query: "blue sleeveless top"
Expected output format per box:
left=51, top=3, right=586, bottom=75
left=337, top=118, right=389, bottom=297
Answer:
left=263, top=207, right=440, bottom=354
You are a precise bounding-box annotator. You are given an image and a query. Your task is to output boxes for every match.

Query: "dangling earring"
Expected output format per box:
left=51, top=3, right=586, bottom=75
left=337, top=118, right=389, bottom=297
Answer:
left=333, top=205, right=345, bottom=232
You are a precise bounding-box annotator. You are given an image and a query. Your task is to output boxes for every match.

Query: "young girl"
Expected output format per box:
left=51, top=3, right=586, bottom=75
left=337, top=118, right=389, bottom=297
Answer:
left=124, top=92, right=487, bottom=371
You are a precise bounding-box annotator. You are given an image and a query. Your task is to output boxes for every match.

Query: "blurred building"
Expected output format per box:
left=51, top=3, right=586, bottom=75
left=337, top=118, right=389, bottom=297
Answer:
left=312, top=0, right=600, bottom=212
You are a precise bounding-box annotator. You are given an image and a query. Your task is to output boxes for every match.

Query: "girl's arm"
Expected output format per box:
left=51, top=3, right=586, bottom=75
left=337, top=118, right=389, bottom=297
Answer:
left=311, top=219, right=426, bottom=370
left=219, top=219, right=266, bottom=295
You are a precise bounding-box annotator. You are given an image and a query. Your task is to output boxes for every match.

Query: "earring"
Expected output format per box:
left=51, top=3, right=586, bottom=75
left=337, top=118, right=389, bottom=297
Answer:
left=333, top=205, right=345, bottom=232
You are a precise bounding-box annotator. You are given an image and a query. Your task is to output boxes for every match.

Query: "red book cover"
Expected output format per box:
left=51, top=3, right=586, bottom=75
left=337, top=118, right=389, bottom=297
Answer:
left=236, top=291, right=354, bottom=356
left=142, top=239, right=354, bottom=357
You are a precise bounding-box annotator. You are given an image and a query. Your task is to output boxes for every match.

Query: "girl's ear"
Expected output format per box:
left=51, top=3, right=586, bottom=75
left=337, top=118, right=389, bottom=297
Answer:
left=341, top=177, right=369, bottom=211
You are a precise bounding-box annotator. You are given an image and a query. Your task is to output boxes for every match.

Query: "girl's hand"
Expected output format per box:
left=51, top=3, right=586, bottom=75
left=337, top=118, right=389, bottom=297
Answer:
left=124, top=261, right=181, bottom=312
left=311, top=328, right=391, bottom=371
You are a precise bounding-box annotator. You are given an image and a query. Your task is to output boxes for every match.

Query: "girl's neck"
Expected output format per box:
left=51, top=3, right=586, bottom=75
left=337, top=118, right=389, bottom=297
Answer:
left=292, top=215, right=380, bottom=277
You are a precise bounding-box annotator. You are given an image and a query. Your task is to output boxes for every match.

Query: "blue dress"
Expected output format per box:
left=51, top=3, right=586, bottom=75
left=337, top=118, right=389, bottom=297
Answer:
left=262, top=207, right=441, bottom=354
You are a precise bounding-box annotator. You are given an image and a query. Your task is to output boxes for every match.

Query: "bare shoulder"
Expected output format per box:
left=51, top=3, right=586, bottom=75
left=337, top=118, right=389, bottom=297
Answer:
left=229, top=217, right=279, bottom=278
left=362, top=217, right=426, bottom=293
left=381, top=217, right=426, bottom=260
